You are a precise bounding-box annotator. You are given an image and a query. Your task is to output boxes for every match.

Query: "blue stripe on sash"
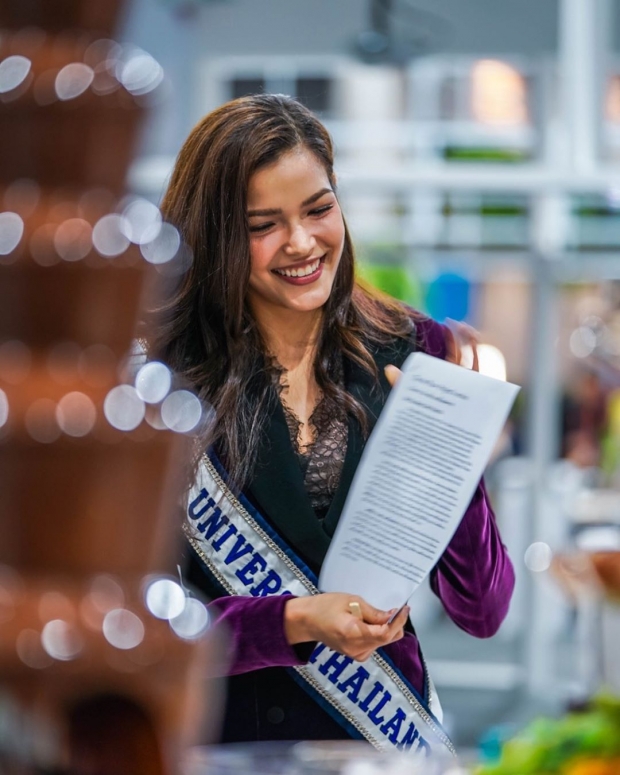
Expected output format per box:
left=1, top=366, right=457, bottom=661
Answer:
left=209, top=451, right=319, bottom=586
left=377, top=646, right=433, bottom=717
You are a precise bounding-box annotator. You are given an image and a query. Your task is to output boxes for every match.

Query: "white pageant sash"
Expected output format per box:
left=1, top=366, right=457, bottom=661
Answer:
left=184, top=455, right=456, bottom=758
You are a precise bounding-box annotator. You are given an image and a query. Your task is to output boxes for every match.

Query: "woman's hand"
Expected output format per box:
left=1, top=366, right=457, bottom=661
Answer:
left=445, top=318, right=480, bottom=372
left=384, top=321, right=480, bottom=388
left=284, top=593, right=409, bottom=662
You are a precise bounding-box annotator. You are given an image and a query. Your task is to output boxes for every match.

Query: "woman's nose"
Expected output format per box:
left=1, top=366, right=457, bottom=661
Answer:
left=284, top=223, right=315, bottom=256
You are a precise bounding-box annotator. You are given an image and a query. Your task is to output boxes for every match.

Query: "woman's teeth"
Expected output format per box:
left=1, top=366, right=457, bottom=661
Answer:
left=274, top=258, right=321, bottom=278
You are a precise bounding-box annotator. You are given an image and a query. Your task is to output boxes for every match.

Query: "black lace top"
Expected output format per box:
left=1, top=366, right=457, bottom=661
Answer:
left=271, top=359, right=348, bottom=521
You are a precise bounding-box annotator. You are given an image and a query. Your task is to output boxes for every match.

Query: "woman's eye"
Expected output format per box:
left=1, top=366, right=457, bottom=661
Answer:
left=309, top=204, right=333, bottom=216
left=249, top=222, right=273, bottom=234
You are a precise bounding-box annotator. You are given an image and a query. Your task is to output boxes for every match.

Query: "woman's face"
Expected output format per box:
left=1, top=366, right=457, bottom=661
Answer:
left=246, top=147, right=345, bottom=320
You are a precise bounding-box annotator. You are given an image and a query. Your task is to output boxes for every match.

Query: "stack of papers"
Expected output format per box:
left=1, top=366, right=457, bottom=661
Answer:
left=319, top=353, right=520, bottom=611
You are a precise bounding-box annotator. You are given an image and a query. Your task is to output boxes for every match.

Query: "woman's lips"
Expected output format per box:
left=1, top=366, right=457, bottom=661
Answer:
left=272, top=256, right=325, bottom=286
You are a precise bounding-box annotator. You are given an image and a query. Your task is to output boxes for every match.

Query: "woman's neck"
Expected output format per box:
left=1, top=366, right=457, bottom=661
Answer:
left=253, top=305, right=322, bottom=373
left=252, top=304, right=324, bottom=437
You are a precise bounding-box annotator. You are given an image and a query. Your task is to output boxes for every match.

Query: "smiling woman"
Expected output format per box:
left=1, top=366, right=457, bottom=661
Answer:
left=246, top=148, right=345, bottom=317
left=150, top=94, right=514, bottom=751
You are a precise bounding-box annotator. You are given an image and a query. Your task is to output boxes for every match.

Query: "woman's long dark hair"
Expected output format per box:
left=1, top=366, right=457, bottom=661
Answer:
left=153, top=94, right=414, bottom=487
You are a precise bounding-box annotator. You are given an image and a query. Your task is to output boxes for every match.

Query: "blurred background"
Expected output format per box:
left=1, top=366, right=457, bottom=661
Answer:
left=116, top=0, right=620, bottom=751
left=0, top=0, right=620, bottom=760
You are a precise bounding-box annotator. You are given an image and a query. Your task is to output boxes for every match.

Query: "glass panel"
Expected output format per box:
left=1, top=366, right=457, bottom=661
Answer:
left=295, top=76, right=332, bottom=114
left=230, top=77, right=265, bottom=100
left=570, top=194, right=620, bottom=250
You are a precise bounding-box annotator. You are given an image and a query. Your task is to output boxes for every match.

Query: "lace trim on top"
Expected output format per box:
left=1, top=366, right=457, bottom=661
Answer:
left=269, top=357, right=348, bottom=521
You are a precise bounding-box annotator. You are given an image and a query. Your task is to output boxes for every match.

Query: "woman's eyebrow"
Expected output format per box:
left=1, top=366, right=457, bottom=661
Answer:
left=302, top=187, right=333, bottom=207
left=247, top=187, right=333, bottom=217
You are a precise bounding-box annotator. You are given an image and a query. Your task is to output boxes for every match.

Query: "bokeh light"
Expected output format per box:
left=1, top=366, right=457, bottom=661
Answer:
left=103, top=385, right=145, bottom=431
left=144, top=405, right=167, bottom=430
left=81, top=575, right=126, bottom=630
left=89, top=575, right=125, bottom=612
left=41, top=619, right=83, bottom=661
left=55, top=63, right=94, bottom=101
left=471, top=59, right=528, bottom=126
left=117, top=48, right=164, bottom=96
left=121, top=198, right=162, bottom=244
left=569, top=326, right=597, bottom=358
left=92, top=214, right=130, bottom=257
left=161, top=390, right=202, bottom=433
left=92, top=61, right=121, bottom=96
left=170, top=598, right=210, bottom=640
left=0, top=212, right=24, bottom=256
left=56, top=392, right=97, bottom=437
left=140, top=222, right=180, bottom=264
left=524, top=542, right=553, bottom=573
left=0, top=55, right=31, bottom=94
left=84, top=39, right=122, bottom=67
left=461, top=343, right=508, bottom=381
left=102, top=608, right=145, bottom=650
left=0, top=389, right=8, bottom=428
left=54, top=218, right=92, bottom=262
left=135, top=361, right=172, bottom=404
left=145, top=578, right=186, bottom=620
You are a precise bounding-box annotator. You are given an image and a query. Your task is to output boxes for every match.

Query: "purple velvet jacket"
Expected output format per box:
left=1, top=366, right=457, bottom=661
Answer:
left=187, top=316, right=515, bottom=742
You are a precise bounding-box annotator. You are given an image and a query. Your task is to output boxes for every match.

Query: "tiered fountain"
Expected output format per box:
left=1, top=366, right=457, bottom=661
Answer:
left=0, top=3, right=217, bottom=773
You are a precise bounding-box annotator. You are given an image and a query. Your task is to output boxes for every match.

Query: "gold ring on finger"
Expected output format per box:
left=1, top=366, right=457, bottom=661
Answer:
left=348, top=601, right=362, bottom=619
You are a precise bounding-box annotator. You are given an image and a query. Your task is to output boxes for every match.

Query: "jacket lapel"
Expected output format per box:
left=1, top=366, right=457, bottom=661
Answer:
left=321, top=355, right=386, bottom=539
left=246, top=394, right=331, bottom=571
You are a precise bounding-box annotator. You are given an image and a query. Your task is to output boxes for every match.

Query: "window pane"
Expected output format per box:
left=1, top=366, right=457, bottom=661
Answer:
left=230, top=78, right=265, bottom=100
left=295, top=77, right=332, bottom=114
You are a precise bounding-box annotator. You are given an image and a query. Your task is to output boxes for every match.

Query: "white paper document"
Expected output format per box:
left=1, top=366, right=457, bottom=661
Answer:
left=319, top=352, right=520, bottom=611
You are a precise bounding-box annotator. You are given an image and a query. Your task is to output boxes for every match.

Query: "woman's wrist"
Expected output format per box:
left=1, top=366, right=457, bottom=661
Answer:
left=284, top=596, right=314, bottom=645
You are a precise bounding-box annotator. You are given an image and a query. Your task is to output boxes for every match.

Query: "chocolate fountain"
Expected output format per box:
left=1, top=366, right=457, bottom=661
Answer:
left=0, top=3, right=218, bottom=773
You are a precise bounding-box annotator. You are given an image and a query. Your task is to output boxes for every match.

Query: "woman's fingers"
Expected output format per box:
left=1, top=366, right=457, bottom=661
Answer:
left=362, top=605, right=409, bottom=647
left=471, top=340, right=480, bottom=372
left=384, top=364, right=402, bottom=387
left=294, top=593, right=408, bottom=662
left=385, top=605, right=409, bottom=638
left=386, top=328, right=481, bottom=377
left=448, top=318, right=479, bottom=345
left=445, top=319, right=482, bottom=371
left=356, top=598, right=393, bottom=625
left=444, top=325, right=461, bottom=366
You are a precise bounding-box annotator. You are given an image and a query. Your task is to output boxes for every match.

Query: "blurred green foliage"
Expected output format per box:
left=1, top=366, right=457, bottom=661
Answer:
left=476, top=695, right=620, bottom=775
left=356, top=243, right=423, bottom=310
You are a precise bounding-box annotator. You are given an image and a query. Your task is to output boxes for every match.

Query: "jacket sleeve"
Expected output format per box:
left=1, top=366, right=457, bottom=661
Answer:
left=429, top=480, right=515, bottom=637
left=185, top=546, right=312, bottom=676
left=416, top=315, right=515, bottom=637
left=207, top=593, right=312, bottom=676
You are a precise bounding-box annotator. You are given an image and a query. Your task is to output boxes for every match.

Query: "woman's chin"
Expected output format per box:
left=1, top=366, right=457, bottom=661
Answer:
left=284, top=288, right=333, bottom=314
left=249, top=279, right=335, bottom=318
